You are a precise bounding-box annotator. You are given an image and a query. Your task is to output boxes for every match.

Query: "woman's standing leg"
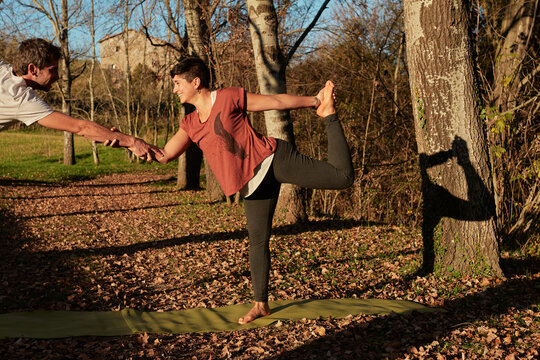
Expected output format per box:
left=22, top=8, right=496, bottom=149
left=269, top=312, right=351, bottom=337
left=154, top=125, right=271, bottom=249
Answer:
left=238, top=81, right=353, bottom=325
left=239, top=169, right=280, bottom=324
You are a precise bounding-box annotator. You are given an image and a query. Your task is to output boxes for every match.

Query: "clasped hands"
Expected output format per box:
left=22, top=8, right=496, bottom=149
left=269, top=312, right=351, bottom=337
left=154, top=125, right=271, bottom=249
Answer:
left=104, top=127, right=165, bottom=162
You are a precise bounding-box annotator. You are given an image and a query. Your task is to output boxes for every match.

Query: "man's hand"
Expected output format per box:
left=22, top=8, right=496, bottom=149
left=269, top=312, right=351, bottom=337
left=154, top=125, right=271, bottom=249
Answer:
left=103, top=127, right=121, bottom=147
left=103, top=127, right=164, bottom=161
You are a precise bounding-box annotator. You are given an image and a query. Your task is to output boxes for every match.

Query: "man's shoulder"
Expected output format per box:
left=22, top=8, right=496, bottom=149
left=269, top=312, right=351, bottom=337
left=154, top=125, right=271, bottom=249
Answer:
left=0, top=61, right=25, bottom=89
left=0, top=60, right=12, bottom=77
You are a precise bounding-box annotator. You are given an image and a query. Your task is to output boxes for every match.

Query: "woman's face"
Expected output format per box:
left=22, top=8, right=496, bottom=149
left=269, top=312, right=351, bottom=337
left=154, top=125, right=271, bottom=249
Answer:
left=172, top=74, right=197, bottom=104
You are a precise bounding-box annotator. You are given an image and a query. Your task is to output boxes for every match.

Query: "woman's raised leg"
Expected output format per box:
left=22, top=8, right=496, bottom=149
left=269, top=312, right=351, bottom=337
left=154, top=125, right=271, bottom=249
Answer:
left=272, top=81, right=354, bottom=189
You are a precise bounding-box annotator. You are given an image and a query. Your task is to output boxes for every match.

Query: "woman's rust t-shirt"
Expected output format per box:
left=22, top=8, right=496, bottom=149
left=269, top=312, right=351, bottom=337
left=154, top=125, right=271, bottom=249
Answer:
left=180, top=87, right=277, bottom=196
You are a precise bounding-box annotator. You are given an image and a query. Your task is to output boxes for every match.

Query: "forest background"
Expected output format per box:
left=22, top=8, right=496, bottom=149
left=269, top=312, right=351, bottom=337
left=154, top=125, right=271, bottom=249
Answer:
left=0, top=0, right=538, bottom=256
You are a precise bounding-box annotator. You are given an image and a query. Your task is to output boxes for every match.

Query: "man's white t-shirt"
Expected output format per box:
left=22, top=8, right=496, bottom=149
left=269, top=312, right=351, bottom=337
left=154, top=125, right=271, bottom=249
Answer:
left=0, top=60, right=54, bottom=131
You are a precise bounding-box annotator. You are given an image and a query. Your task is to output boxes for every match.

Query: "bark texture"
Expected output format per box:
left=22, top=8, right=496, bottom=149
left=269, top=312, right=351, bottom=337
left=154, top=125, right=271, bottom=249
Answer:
left=403, top=0, right=503, bottom=277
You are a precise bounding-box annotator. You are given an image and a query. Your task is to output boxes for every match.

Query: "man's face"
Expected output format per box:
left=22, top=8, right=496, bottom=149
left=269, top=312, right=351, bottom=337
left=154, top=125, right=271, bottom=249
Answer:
left=33, top=59, right=59, bottom=91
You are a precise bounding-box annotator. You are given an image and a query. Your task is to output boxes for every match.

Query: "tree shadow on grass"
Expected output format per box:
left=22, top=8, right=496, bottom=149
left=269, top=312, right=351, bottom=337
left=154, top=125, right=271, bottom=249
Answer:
left=0, top=178, right=60, bottom=187
left=0, top=188, right=183, bottom=200
left=31, top=219, right=376, bottom=259
left=0, top=207, right=102, bottom=313
left=17, top=202, right=192, bottom=220
left=1, top=208, right=377, bottom=312
left=0, top=176, right=177, bottom=189
left=275, top=274, right=539, bottom=359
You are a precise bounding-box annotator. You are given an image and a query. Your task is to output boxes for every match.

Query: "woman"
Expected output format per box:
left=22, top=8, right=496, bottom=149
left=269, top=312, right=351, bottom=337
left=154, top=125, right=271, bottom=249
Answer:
left=158, top=57, right=354, bottom=324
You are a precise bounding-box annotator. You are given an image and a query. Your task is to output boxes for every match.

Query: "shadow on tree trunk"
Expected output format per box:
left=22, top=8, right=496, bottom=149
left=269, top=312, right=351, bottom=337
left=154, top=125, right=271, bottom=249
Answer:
left=419, top=136, right=497, bottom=275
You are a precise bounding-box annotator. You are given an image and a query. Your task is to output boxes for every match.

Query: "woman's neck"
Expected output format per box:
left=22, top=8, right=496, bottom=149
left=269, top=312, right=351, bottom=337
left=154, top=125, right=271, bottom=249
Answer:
left=192, top=89, right=213, bottom=122
left=190, top=89, right=212, bottom=112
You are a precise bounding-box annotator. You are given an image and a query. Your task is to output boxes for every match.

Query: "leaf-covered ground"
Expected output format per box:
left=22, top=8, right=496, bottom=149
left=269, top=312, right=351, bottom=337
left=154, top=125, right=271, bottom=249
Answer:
left=0, top=173, right=538, bottom=359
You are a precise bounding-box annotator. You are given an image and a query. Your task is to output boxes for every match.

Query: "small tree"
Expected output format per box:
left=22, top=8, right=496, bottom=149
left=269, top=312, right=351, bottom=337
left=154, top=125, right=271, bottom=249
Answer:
left=22, top=0, right=82, bottom=164
left=88, top=0, right=99, bottom=165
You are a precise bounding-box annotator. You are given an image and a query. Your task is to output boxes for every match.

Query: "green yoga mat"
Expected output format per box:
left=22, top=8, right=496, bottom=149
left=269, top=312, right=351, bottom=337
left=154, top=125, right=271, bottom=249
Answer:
left=0, top=298, right=436, bottom=339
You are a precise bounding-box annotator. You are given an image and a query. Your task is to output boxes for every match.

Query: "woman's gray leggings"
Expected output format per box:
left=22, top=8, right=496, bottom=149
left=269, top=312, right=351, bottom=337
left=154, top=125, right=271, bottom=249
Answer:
left=243, top=114, right=354, bottom=301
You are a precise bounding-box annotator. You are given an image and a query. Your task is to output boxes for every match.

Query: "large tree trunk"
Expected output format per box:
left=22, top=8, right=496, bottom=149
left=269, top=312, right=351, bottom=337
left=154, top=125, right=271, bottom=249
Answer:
left=403, top=0, right=503, bottom=277
left=184, top=0, right=209, bottom=60
left=247, top=0, right=306, bottom=222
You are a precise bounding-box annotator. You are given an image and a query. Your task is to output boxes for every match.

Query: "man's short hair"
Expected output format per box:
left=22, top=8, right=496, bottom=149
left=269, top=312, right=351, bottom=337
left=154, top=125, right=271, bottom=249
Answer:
left=170, top=57, right=210, bottom=89
left=12, top=38, right=61, bottom=76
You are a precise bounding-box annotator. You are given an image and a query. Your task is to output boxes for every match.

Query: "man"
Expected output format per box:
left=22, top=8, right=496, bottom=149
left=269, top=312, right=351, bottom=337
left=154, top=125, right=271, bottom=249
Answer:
left=0, top=38, right=162, bottom=160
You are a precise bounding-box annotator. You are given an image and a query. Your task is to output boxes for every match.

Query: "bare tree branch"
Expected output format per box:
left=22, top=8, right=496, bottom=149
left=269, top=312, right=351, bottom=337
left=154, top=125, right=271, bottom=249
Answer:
left=282, top=0, right=331, bottom=69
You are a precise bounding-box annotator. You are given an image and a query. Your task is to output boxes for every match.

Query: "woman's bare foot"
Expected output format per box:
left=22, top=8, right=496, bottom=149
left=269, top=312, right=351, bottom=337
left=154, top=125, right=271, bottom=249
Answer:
left=238, top=301, right=271, bottom=325
left=316, top=80, right=336, bottom=118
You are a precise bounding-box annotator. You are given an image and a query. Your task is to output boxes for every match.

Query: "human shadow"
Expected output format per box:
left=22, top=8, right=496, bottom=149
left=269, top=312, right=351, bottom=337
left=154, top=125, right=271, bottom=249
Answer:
left=274, top=275, right=539, bottom=359
left=419, top=136, right=496, bottom=273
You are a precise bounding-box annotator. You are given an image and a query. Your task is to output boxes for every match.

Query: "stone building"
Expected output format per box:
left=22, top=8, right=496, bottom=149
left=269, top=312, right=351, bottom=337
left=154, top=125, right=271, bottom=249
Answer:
left=99, top=29, right=175, bottom=75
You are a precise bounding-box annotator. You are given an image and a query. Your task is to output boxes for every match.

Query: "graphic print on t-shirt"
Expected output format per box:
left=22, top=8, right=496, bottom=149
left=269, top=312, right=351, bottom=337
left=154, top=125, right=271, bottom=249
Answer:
left=214, top=112, right=247, bottom=159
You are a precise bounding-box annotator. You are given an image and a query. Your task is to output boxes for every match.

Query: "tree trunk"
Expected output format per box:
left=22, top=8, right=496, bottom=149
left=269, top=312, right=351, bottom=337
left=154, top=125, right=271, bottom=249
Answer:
left=123, top=1, right=134, bottom=162
left=490, top=0, right=536, bottom=110
left=184, top=0, right=209, bottom=61
left=488, top=0, right=536, bottom=234
left=89, top=0, right=99, bottom=165
left=247, top=0, right=306, bottom=223
left=181, top=0, right=221, bottom=200
left=508, top=182, right=540, bottom=248
left=403, top=0, right=503, bottom=277
left=61, top=0, right=74, bottom=165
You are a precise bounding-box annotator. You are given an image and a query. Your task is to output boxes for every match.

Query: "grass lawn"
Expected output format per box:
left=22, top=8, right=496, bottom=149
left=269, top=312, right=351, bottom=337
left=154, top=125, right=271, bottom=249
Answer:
left=0, top=129, right=177, bottom=182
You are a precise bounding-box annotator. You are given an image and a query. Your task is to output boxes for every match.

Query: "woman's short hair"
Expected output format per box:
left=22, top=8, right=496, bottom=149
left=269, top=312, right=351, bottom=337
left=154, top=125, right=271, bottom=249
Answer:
left=170, top=57, right=210, bottom=89
left=12, top=38, right=61, bottom=76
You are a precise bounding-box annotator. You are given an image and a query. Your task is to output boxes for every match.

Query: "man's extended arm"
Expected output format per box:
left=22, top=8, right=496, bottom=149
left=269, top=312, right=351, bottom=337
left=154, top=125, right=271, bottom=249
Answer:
left=38, top=111, right=164, bottom=160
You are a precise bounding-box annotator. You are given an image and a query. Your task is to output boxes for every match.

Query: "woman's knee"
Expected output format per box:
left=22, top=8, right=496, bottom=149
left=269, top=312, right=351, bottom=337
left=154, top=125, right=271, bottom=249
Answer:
left=338, top=170, right=355, bottom=189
